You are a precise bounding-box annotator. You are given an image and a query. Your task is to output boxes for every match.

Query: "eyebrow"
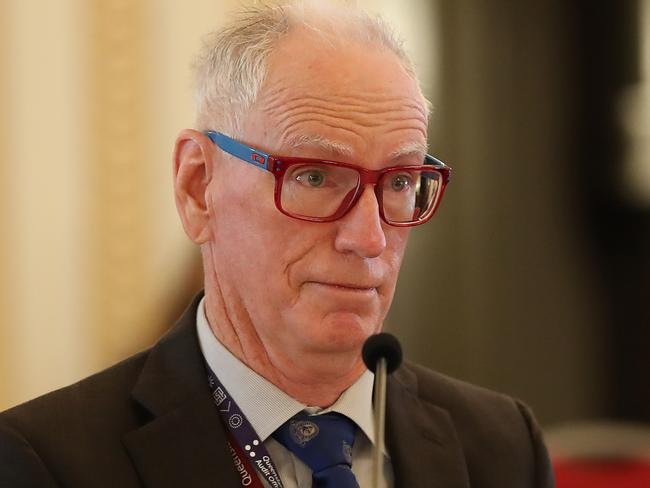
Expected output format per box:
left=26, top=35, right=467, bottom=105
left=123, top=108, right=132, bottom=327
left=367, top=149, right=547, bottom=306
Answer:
left=389, top=141, right=429, bottom=160
left=285, top=133, right=354, bottom=158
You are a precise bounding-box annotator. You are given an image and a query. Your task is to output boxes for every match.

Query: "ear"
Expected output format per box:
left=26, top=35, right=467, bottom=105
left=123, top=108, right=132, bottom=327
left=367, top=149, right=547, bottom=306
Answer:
left=173, top=129, right=216, bottom=244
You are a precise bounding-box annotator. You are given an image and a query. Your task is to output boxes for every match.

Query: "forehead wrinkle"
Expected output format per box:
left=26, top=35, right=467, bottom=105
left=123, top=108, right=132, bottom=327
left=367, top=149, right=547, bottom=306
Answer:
left=262, top=93, right=427, bottom=119
left=260, top=78, right=405, bottom=103
left=262, top=91, right=425, bottom=109
left=273, top=103, right=428, bottom=137
left=384, top=124, right=429, bottom=139
left=278, top=109, right=421, bottom=130
left=272, top=102, right=427, bottom=126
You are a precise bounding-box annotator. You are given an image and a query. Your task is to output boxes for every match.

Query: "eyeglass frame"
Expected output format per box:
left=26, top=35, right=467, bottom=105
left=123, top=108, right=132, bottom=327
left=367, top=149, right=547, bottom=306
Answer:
left=204, top=130, right=452, bottom=227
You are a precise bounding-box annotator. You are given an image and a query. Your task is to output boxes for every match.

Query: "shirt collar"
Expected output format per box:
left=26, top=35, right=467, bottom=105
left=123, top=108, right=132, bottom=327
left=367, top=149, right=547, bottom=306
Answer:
left=196, top=297, right=384, bottom=452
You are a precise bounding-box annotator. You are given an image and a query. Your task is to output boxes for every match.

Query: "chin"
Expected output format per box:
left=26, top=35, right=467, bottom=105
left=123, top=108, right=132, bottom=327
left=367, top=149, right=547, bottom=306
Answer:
left=309, top=311, right=377, bottom=353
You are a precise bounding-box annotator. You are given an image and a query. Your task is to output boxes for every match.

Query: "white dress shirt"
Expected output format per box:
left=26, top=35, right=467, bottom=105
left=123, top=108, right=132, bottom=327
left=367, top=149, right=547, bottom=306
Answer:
left=196, top=298, right=393, bottom=488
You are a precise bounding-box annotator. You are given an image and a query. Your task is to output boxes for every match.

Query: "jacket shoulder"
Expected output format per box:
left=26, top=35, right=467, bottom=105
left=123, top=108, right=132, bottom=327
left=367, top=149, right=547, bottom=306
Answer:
left=402, top=360, right=522, bottom=411
left=400, top=360, right=538, bottom=442
left=398, top=361, right=554, bottom=487
left=0, top=349, right=152, bottom=487
left=1, top=349, right=150, bottom=428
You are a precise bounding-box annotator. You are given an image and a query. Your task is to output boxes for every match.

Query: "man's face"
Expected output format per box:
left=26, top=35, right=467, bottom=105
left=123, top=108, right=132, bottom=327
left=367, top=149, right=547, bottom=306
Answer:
left=205, top=33, right=428, bottom=367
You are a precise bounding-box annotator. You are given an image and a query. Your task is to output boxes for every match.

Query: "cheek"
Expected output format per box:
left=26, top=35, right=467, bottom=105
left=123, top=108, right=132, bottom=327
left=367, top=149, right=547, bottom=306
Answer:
left=207, top=180, right=276, bottom=285
left=209, top=172, right=277, bottom=252
left=208, top=180, right=320, bottom=297
left=385, top=228, right=410, bottom=272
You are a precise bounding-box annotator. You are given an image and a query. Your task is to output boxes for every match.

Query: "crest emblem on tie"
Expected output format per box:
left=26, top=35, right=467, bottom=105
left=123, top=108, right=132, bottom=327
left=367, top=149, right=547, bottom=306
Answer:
left=290, top=419, right=320, bottom=447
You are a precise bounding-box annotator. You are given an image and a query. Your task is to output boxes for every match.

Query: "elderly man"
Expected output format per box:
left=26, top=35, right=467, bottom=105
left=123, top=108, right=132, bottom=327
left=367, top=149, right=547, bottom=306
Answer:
left=0, top=2, right=553, bottom=488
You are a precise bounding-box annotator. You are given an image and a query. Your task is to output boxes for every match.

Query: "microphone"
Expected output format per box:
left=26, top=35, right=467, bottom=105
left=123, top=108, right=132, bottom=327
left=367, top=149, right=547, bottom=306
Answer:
left=362, top=333, right=402, bottom=488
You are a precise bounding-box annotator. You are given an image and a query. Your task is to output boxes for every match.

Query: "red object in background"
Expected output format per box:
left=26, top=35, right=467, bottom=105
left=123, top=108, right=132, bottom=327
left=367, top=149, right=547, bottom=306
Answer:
left=554, top=459, right=650, bottom=488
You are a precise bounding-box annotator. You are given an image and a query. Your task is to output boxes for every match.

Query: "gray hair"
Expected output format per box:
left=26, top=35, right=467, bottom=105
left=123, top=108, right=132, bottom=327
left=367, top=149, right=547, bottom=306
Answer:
left=192, top=1, right=426, bottom=134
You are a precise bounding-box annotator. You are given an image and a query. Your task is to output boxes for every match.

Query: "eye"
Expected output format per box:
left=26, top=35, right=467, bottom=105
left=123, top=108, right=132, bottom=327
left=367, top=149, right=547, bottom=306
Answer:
left=390, top=174, right=412, bottom=192
left=295, top=168, right=327, bottom=188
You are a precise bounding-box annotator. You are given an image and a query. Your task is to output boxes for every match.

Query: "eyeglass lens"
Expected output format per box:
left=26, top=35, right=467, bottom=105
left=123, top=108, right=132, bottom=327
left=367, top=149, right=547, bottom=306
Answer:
left=280, top=164, right=442, bottom=224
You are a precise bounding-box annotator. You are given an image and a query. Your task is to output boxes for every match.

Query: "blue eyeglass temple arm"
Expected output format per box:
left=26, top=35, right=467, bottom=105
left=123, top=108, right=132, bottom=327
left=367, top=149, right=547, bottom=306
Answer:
left=204, top=131, right=271, bottom=171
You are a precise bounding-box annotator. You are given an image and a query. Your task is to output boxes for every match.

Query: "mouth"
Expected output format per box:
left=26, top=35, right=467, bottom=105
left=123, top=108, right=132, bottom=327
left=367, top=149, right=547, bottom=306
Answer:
left=305, top=281, right=379, bottom=294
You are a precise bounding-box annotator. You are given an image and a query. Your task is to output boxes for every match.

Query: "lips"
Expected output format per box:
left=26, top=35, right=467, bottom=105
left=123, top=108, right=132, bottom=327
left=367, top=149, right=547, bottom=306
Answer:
left=305, top=281, right=379, bottom=292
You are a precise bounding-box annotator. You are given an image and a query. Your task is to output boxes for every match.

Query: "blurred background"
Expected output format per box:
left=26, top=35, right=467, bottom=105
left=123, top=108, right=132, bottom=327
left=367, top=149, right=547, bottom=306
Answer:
left=1, top=0, right=649, bottom=481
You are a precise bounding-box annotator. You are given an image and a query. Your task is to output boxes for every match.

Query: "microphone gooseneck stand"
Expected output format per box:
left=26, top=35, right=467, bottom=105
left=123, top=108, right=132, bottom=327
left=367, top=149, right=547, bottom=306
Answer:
left=362, top=333, right=402, bottom=488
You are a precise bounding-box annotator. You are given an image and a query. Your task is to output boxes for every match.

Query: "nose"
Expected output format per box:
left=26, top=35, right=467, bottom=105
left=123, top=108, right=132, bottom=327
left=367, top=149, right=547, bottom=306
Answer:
left=334, top=186, right=387, bottom=258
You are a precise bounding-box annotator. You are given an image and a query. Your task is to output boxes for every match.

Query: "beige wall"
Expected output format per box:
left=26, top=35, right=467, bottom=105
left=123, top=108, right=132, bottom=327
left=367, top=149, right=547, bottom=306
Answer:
left=2, top=0, right=91, bottom=409
left=0, top=0, right=9, bottom=408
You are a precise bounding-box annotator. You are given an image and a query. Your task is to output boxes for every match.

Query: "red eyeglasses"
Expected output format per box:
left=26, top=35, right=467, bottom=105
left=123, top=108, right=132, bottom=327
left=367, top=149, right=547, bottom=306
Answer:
left=205, top=131, right=451, bottom=227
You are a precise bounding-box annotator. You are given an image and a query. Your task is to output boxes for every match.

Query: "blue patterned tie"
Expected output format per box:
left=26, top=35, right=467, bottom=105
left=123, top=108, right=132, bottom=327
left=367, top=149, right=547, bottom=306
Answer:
left=272, top=412, right=360, bottom=488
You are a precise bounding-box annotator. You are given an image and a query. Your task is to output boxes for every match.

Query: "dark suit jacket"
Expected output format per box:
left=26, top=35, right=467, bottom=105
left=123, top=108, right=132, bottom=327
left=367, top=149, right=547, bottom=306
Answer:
left=0, top=294, right=554, bottom=487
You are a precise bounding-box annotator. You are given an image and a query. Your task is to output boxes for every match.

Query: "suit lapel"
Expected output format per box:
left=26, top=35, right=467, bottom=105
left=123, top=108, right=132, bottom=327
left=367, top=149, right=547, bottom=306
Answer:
left=386, top=365, right=470, bottom=488
left=122, top=293, right=241, bottom=488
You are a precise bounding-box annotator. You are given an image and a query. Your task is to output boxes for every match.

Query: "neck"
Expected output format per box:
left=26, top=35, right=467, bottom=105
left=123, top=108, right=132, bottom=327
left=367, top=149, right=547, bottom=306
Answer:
left=202, top=280, right=365, bottom=408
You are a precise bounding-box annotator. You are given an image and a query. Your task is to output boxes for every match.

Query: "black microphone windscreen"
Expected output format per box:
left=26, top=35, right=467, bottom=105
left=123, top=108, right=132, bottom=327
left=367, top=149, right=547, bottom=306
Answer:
left=362, top=333, right=403, bottom=374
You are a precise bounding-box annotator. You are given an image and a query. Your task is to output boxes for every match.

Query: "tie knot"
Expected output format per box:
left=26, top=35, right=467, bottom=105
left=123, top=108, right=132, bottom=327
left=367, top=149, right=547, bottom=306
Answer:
left=272, top=412, right=359, bottom=487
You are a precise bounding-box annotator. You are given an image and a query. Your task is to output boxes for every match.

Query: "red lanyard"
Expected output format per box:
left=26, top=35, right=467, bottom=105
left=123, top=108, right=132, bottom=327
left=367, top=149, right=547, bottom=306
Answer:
left=226, top=433, right=267, bottom=488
